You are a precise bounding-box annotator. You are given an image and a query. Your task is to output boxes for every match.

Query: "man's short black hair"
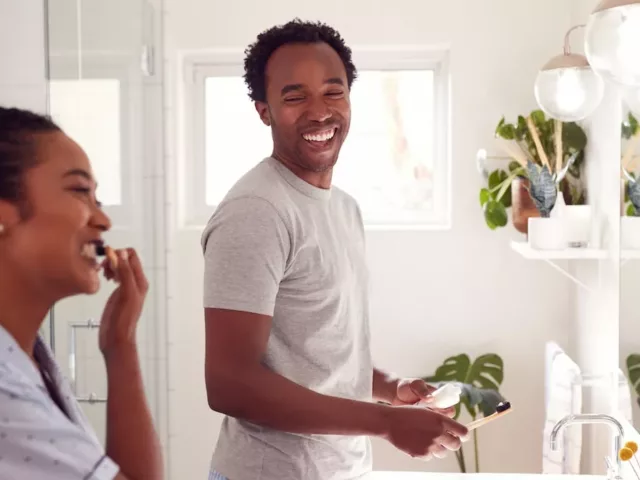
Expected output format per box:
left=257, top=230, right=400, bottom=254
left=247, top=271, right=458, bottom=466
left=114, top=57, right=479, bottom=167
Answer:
left=243, top=18, right=357, bottom=103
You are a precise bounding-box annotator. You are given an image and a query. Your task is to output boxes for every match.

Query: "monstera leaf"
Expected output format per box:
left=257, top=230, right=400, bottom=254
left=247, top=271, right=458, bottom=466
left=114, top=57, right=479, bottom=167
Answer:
left=424, top=353, right=505, bottom=420
left=627, top=354, right=640, bottom=407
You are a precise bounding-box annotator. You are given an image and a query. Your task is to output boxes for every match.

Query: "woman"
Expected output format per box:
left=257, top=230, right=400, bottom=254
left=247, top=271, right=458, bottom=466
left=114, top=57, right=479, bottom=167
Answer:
left=0, top=106, right=163, bottom=480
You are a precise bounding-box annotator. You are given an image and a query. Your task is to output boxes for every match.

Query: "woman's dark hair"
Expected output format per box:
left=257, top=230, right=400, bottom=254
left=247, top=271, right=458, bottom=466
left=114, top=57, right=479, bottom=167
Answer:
left=243, top=18, right=358, bottom=102
left=0, top=107, right=61, bottom=204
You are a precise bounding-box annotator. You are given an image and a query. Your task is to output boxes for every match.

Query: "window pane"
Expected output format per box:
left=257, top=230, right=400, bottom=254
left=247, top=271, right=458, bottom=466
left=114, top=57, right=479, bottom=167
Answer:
left=204, top=77, right=272, bottom=206
left=203, top=70, right=440, bottom=225
left=49, top=79, right=122, bottom=206
left=333, top=70, right=436, bottom=225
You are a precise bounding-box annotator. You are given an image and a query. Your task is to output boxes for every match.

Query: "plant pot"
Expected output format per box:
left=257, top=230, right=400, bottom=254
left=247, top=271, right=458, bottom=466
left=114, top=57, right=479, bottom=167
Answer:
left=621, top=216, right=640, bottom=250
left=511, top=177, right=539, bottom=234
left=528, top=217, right=566, bottom=250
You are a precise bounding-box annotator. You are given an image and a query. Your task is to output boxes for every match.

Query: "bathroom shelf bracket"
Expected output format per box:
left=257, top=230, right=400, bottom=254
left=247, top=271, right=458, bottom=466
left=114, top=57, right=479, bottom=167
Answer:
left=541, top=259, right=594, bottom=294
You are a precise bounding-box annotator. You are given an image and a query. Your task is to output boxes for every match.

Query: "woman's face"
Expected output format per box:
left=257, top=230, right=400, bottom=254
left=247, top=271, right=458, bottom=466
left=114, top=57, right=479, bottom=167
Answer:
left=0, top=131, right=112, bottom=299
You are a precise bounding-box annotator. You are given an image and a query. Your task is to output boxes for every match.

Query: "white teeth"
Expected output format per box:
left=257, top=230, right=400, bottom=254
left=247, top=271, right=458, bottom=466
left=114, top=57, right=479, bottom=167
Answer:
left=303, top=129, right=335, bottom=142
left=81, top=243, right=97, bottom=260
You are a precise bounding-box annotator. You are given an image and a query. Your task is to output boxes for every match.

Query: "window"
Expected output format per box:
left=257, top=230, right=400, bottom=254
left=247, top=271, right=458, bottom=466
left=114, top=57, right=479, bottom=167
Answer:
left=47, top=53, right=139, bottom=227
left=182, top=48, right=450, bottom=228
left=49, top=79, right=123, bottom=206
left=203, top=76, right=272, bottom=207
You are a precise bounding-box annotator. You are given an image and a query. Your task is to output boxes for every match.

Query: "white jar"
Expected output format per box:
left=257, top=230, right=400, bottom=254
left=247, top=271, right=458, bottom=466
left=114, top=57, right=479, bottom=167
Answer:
left=621, top=216, right=640, bottom=250
left=528, top=217, right=566, bottom=250
left=563, top=205, right=592, bottom=247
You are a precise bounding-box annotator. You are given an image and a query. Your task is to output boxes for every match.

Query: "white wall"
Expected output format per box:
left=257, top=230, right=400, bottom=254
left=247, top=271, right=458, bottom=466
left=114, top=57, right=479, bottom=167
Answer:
left=163, top=1, right=580, bottom=478
left=568, top=0, right=640, bottom=429
left=0, top=0, right=48, bottom=111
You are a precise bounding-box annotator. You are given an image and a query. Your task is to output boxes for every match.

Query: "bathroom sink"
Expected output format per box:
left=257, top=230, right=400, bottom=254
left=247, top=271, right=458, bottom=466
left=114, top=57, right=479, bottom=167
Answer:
left=370, top=473, right=605, bottom=480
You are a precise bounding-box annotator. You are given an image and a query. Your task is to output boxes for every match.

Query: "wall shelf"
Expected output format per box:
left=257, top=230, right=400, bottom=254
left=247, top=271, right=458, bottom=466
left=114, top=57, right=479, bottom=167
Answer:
left=511, top=241, right=640, bottom=290
left=510, top=241, right=607, bottom=260
left=510, top=241, right=604, bottom=293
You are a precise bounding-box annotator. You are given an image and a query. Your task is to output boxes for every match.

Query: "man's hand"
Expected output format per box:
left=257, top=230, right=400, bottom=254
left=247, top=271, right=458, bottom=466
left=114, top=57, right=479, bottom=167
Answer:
left=392, top=378, right=456, bottom=418
left=383, top=405, right=468, bottom=460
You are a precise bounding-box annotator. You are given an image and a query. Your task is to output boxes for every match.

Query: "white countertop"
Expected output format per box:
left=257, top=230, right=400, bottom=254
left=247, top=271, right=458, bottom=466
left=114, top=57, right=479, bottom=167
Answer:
left=370, top=473, right=604, bottom=480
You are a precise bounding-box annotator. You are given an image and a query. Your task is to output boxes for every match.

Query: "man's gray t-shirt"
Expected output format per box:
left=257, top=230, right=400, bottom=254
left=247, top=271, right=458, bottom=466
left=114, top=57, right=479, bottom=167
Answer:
left=201, top=157, right=373, bottom=480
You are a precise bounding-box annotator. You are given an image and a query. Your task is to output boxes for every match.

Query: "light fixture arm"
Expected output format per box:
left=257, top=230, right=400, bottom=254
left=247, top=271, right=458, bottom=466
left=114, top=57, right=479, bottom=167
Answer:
left=564, top=24, right=586, bottom=55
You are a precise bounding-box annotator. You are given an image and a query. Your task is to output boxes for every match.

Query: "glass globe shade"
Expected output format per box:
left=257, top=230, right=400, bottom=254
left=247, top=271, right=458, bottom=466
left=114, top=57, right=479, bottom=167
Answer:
left=534, top=59, right=605, bottom=121
left=585, top=1, right=640, bottom=87
left=622, top=85, right=640, bottom=116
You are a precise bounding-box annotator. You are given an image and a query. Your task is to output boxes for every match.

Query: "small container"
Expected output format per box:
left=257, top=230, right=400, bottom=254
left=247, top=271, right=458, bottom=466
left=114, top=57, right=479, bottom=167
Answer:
left=528, top=217, right=566, bottom=250
left=563, top=205, right=592, bottom=248
left=622, top=216, right=640, bottom=250
left=430, top=383, right=462, bottom=409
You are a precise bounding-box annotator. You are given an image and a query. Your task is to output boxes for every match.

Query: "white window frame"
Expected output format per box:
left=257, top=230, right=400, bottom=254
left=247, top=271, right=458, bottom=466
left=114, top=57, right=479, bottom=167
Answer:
left=181, top=46, right=451, bottom=229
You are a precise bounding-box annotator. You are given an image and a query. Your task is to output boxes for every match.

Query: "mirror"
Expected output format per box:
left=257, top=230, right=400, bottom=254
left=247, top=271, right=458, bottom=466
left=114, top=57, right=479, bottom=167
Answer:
left=621, top=106, right=640, bottom=431
left=43, top=0, right=163, bottom=444
left=33, top=0, right=640, bottom=478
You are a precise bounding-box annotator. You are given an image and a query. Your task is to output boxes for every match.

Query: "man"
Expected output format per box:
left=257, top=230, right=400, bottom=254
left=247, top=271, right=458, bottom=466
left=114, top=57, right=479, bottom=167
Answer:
left=201, top=19, right=468, bottom=480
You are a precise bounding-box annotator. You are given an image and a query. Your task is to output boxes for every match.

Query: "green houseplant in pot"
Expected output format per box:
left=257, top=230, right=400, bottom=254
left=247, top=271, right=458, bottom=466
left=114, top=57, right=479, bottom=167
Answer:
left=622, top=112, right=640, bottom=217
left=423, top=353, right=505, bottom=473
left=626, top=353, right=640, bottom=408
left=480, top=109, right=587, bottom=234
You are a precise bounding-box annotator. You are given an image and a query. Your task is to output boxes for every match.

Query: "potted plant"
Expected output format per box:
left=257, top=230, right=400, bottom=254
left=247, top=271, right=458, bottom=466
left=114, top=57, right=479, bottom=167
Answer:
left=622, top=112, right=640, bottom=216
left=479, top=110, right=587, bottom=234
left=619, top=113, right=640, bottom=249
left=423, top=353, right=505, bottom=473
left=626, top=353, right=640, bottom=408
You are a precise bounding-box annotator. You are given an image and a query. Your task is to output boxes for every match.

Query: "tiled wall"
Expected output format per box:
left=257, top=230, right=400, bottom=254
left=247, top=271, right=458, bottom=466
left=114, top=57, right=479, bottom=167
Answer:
left=0, top=0, right=48, bottom=112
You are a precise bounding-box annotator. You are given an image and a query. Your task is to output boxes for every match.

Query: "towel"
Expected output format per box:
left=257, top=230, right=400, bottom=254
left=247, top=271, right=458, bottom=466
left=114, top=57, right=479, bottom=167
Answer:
left=542, top=342, right=583, bottom=474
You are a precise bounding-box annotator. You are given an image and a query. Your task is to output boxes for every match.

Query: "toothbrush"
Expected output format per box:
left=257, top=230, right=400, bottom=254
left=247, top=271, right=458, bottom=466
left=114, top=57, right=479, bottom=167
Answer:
left=96, top=244, right=118, bottom=269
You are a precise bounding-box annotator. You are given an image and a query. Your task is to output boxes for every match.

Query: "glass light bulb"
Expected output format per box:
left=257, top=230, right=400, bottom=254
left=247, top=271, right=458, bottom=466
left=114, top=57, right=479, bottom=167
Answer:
left=622, top=85, right=640, bottom=116
left=534, top=67, right=604, bottom=121
left=585, top=3, right=640, bottom=87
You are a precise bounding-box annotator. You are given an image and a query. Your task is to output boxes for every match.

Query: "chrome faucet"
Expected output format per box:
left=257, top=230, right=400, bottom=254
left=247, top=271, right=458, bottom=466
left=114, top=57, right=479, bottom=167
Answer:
left=550, top=413, right=624, bottom=478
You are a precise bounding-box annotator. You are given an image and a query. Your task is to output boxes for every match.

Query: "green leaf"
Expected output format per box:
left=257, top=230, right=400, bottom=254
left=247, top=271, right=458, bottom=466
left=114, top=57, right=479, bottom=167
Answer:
left=530, top=109, right=546, bottom=126
left=563, top=122, right=587, bottom=151
left=508, top=161, right=521, bottom=173
left=496, top=178, right=512, bottom=208
left=516, top=116, right=527, bottom=141
left=630, top=112, right=639, bottom=136
left=483, top=200, right=508, bottom=228
left=495, top=117, right=518, bottom=140
left=627, top=354, right=640, bottom=401
left=488, top=169, right=508, bottom=192
left=427, top=354, right=471, bottom=383
left=479, top=188, right=491, bottom=207
left=496, top=123, right=516, bottom=140
left=466, top=353, right=504, bottom=388
left=627, top=204, right=636, bottom=217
